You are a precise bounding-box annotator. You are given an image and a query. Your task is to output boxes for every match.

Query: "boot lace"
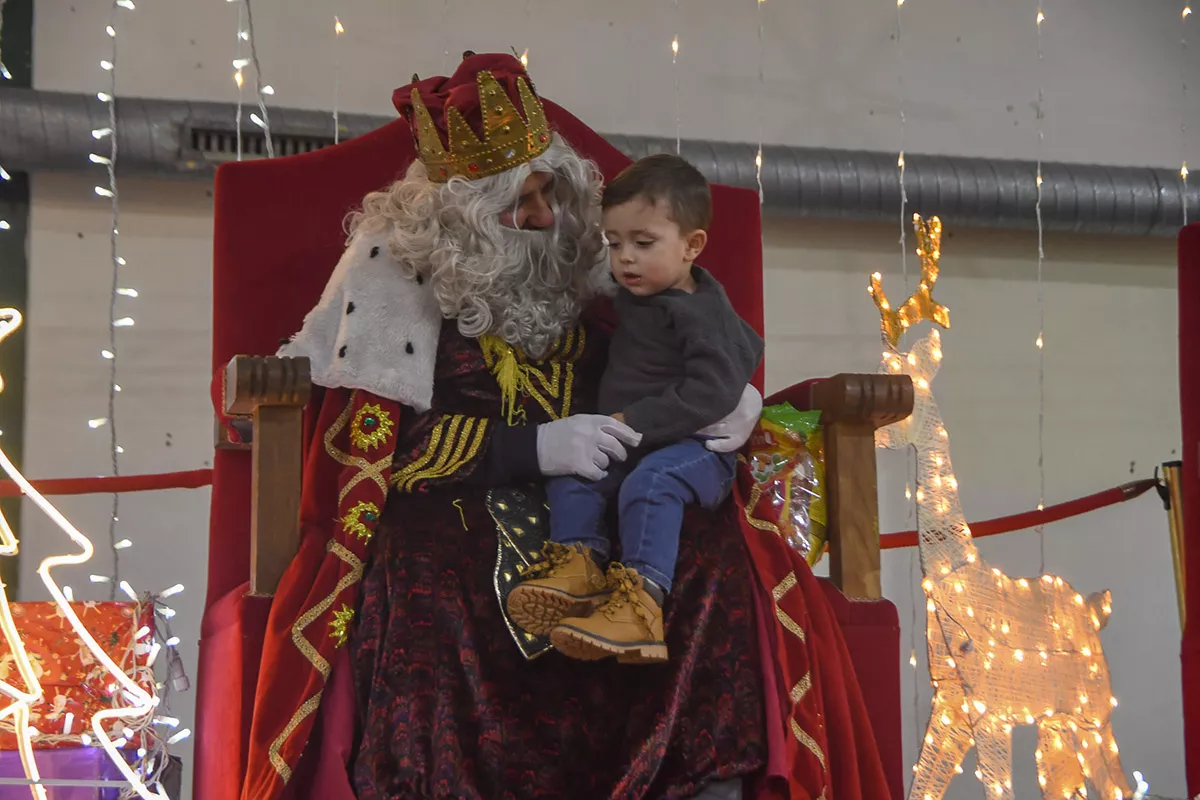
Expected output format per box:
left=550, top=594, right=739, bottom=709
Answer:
left=597, top=563, right=656, bottom=626
left=517, top=542, right=575, bottom=580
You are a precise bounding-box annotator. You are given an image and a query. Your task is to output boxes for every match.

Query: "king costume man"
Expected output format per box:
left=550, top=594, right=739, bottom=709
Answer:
left=237, top=52, right=890, bottom=800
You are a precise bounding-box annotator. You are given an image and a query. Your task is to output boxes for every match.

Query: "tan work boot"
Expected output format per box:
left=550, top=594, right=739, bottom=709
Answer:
left=507, top=543, right=609, bottom=636
left=550, top=564, right=668, bottom=664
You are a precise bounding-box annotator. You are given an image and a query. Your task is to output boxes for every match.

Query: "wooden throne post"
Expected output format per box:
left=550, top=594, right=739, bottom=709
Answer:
left=222, top=355, right=312, bottom=595
left=811, top=374, right=914, bottom=599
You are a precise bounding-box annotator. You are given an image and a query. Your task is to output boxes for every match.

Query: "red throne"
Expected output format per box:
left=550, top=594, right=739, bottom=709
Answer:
left=198, top=97, right=906, bottom=799
left=1178, top=222, right=1200, bottom=797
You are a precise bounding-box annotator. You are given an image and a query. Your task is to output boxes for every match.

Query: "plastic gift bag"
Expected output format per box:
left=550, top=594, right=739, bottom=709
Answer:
left=743, top=403, right=827, bottom=565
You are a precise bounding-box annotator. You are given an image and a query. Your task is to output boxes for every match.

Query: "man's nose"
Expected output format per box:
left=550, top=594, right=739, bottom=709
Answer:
left=521, top=193, right=555, bottom=229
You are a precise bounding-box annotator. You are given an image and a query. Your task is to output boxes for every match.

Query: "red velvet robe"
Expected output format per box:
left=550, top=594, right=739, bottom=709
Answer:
left=238, top=314, right=891, bottom=799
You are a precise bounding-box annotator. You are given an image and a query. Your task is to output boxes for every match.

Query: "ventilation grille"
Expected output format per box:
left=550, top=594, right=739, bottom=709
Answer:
left=188, top=127, right=339, bottom=161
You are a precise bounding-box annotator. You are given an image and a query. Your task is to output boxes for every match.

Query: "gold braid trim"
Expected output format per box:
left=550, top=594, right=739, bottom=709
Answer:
left=268, top=692, right=324, bottom=783
left=772, top=572, right=807, bottom=643
left=790, top=672, right=813, bottom=705
left=323, top=393, right=359, bottom=467
left=325, top=392, right=391, bottom=500
left=289, top=541, right=366, bottom=680
left=772, top=571, right=826, bottom=787
left=743, top=482, right=784, bottom=536
left=392, top=415, right=489, bottom=492
left=790, top=717, right=828, bottom=771
left=390, top=415, right=451, bottom=488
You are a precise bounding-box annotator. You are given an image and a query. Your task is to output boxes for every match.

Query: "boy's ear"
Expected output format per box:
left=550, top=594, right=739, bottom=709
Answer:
left=685, top=229, right=708, bottom=261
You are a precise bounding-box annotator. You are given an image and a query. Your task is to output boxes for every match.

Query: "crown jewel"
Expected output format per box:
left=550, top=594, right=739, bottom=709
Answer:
left=410, top=70, right=551, bottom=183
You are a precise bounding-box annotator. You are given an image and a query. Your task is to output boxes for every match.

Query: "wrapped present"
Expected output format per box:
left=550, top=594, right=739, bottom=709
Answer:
left=0, top=602, right=152, bottom=750
left=740, top=403, right=828, bottom=565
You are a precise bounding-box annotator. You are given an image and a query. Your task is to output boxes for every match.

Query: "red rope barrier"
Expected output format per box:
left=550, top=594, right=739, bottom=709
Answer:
left=0, top=469, right=213, bottom=498
left=879, top=479, right=1158, bottom=549
left=0, top=469, right=1157, bottom=551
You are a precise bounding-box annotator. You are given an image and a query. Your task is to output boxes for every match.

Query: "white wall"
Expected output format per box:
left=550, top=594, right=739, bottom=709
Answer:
left=19, top=0, right=1194, bottom=797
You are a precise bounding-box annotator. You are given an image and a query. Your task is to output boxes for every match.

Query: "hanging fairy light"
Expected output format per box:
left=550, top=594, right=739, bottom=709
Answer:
left=229, top=0, right=274, bottom=158
left=0, top=0, right=11, bottom=81
left=89, top=0, right=141, bottom=600
left=1182, top=3, right=1193, bottom=224
left=333, top=16, right=344, bottom=144
left=1033, top=4, right=1048, bottom=572
left=520, top=0, right=531, bottom=68
left=228, top=0, right=247, bottom=160
left=754, top=0, right=765, bottom=204
left=671, top=0, right=681, bottom=155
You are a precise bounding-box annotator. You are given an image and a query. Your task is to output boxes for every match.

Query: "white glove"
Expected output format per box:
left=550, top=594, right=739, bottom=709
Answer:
left=536, top=415, right=643, bottom=481
left=697, top=384, right=763, bottom=453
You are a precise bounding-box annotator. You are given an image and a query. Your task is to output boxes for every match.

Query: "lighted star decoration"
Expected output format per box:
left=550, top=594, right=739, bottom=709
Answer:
left=0, top=310, right=50, bottom=800
left=0, top=309, right=167, bottom=799
left=870, top=222, right=1136, bottom=800
left=869, top=214, right=951, bottom=348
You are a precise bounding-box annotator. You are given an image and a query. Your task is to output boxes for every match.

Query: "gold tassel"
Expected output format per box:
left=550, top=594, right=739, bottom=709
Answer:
left=481, top=335, right=527, bottom=424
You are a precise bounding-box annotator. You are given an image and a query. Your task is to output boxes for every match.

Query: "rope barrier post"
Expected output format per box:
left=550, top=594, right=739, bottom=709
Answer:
left=1163, top=460, right=1186, bottom=630
left=223, top=355, right=311, bottom=596
left=810, top=374, right=913, bottom=599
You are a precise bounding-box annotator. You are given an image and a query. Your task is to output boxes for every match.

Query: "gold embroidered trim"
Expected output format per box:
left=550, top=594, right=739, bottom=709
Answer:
left=268, top=692, right=323, bottom=783
left=391, top=415, right=489, bottom=492
left=341, top=500, right=380, bottom=543
left=790, top=717, right=827, bottom=771
left=323, top=393, right=359, bottom=467
left=791, top=672, right=813, bottom=704
left=772, top=571, right=806, bottom=645
left=390, top=415, right=451, bottom=487
left=289, top=540, right=365, bottom=680
left=743, top=483, right=783, bottom=536
left=328, top=603, right=355, bottom=648
left=351, top=404, right=395, bottom=451
left=325, top=392, right=392, bottom=502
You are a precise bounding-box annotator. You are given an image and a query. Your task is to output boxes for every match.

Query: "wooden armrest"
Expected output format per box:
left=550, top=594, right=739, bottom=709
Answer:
left=810, top=374, right=913, bottom=599
left=223, top=355, right=312, bottom=596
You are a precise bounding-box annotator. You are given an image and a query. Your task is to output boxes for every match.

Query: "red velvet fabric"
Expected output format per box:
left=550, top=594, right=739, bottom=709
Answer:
left=199, top=58, right=897, bottom=799
left=1178, top=222, right=1200, bottom=796
left=394, top=53, right=543, bottom=156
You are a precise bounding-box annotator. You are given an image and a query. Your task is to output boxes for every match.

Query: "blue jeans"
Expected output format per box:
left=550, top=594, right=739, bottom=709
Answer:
left=545, top=437, right=736, bottom=592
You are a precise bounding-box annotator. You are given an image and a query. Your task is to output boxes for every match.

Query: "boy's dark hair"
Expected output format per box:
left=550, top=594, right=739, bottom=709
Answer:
left=601, top=154, right=712, bottom=232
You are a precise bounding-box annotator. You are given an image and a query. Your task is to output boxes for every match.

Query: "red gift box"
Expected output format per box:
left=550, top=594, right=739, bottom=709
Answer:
left=0, top=602, right=153, bottom=750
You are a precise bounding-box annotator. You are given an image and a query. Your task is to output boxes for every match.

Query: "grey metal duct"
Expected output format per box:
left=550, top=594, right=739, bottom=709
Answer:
left=1, top=87, right=1195, bottom=236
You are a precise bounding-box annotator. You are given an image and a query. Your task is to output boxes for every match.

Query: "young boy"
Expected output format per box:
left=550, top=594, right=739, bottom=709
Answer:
left=507, top=154, right=764, bottom=664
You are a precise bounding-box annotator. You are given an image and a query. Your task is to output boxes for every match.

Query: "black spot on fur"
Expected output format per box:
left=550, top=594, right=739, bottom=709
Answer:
left=279, top=336, right=293, bottom=346
left=370, top=245, right=380, bottom=258
left=346, top=302, right=355, bottom=314
left=405, top=342, right=414, bottom=355
left=338, top=345, right=348, bottom=358
left=415, top=274, right=424, bottom=285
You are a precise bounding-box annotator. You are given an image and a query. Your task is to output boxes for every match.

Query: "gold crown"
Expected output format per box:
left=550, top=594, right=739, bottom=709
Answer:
left=410, top=70, right=551, bottom=182
left=868, top=214, right=951, bottom=348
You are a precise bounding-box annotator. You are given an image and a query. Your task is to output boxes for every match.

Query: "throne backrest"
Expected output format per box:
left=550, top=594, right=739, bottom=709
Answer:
left=207, top=100, right=765, bottom=607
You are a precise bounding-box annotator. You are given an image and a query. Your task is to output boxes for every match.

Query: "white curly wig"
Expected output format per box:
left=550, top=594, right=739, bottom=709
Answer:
left=346, top=135, right=606, bottom=358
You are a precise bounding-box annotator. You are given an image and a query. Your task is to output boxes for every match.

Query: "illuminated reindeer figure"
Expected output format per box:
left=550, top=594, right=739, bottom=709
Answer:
left=872, top=216, right=1132, bottom=800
